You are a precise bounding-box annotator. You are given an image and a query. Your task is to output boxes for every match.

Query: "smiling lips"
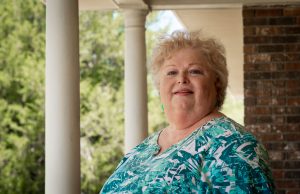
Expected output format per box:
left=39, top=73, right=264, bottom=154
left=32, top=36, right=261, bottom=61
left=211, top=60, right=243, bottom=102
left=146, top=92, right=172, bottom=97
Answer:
left=173, top=89, right=194, bottom=96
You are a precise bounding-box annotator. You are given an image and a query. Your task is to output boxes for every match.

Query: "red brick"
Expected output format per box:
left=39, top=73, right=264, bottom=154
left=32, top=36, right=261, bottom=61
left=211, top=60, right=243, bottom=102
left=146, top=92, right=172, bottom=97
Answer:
left=264, top=142, right=285, bottom=150
left=256, top=116, right=272, bottom=123
left=285, top=63, right=300, bottom=71
left=246, top=124, right=272, bottom=134
left=285, top=44, right=300, bottom=52
left=260, top=133, right=283, bottom=142
left=272, top=88, right=286, bottom=96
left=243, top=9, right=255, bottom=18
left=276, top=180, right=299, bottom=188
left=280, top=124, right=300, bottom=133
left=258, top=45, right=284, bottom=53
left=272, top=97, right=286, bottom=106
left=271, top=63, right=285, bottom=71
left=245, top=72, right=272, bottom=80
left=244, top=80, right=257, bottom=89
left=244, top=97, right=256, bottom=105
left=264, top=142, right=284, bottom=151
left=272, top=115, right=286, bottom=124
left=285, top=171, right=300, bottom=179
left=286, top=88, right=300, bottom=96
left=245, top=54, right=271, bottom=63
left=284, top=133, right=300, bottom=141
left=284, top=27, right=300, bottom=34
left=286, top=190, right=300, bottom=194
left=257, top=97, right=272, bottom=105
left=243, top=5, right=300, bottom=193
left=243, top=45, right=256, bottom=53
left=273, top=80, right=286, bottom=88
left=271, top=161, right=284, bottom=169
left=273, top=170, right=284, bottom=179
left=285, top=151, right=300, bottom=160
left=284, top=142, right=300, bottom=151
left=284, top=161, right=300, bottom=169
left=256, top=80, right=272, bottom=88
left=243, top=18, right=268, bottom=26
left=269, top=150, right=284, bottom=160
left=243, top=27, right=256, bottom=36
left=244, top=36, right=272, bottom=44
left=286, top=107, right=300, bottom=114
left=284, top=7, right=300, bottom=16
left=271, top=54, right=286, bottom=62
left=272, top=36, right=300, bottom=44
left=244, top=116, right=257, bottom=124
left=246, top=106, right=272, bottom=114
left=286, top=71, right=300, bottom=79
left=272, top=107, right=286, bottom=114
left=286, top=116, right=300, bottom=123
left=256, top=9, right=283, bottom=17
left=272, top=72, right=295, bottom=79
left=287, top=98, right=300, bottom=106
left=256, top=26, right=281, bottom=36
left=287, top=53, right=300, bottom=62
left=286, top=80, right=300, bottom=88
left=245, top=88, right=272, bottom=97
left=269, top=17, right=297, bottom=25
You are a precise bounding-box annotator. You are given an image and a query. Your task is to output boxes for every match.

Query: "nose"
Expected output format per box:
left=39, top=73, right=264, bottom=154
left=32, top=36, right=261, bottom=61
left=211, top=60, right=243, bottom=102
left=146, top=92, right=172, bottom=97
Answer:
left=177, top=72, right=189, bottom=84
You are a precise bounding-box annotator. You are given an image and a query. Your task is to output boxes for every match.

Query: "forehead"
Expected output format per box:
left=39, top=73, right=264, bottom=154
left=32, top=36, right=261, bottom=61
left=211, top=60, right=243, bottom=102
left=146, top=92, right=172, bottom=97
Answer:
left=163, top=47, right=206, bottom=66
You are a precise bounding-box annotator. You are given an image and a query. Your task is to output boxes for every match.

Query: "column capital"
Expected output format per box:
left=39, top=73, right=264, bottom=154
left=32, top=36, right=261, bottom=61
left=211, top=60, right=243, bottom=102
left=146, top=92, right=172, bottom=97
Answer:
left=123, top=9, right=149, bottom=28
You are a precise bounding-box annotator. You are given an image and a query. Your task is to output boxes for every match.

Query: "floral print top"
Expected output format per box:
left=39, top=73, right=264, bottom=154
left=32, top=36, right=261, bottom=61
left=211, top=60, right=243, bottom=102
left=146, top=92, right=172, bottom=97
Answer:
left=100, top=116, right=275, bottom=193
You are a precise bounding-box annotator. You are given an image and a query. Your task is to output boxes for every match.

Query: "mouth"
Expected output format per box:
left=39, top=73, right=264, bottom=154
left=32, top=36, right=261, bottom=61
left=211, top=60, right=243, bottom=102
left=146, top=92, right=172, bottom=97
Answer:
left=173, top=89, right=194, bottom=96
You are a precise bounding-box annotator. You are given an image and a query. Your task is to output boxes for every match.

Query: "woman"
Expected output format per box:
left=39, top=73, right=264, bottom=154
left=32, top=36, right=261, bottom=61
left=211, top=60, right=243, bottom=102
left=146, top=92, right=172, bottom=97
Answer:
left=100, top=31, right=274, bottom=193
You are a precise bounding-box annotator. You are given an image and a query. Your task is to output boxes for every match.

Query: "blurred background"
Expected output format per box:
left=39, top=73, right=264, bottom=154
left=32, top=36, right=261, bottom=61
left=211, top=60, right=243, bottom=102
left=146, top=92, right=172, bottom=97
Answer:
left=0, top=1, right=243, bottom=193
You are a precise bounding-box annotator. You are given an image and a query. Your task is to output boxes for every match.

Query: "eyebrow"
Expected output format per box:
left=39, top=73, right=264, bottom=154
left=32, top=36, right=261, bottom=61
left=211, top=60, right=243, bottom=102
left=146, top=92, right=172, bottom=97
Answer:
left=163, top=63, right=203, bottom=68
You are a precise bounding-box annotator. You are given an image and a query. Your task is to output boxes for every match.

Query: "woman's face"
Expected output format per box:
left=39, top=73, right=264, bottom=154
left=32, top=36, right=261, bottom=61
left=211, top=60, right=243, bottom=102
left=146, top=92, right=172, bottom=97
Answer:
left=159, top=48, right=217, bottom=117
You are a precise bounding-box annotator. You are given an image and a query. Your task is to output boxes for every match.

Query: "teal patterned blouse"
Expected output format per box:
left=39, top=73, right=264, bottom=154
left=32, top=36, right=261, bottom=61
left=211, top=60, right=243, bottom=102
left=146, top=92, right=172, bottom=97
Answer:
left=100, top=116, right=275, bottom=193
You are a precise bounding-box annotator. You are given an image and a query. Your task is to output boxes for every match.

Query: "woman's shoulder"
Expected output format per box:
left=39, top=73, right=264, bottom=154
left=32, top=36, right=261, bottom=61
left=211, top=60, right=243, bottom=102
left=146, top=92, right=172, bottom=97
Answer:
left=200, top=116, right=271, bottom=171
left=200, top=116, right=257, bottom=144
left=195, top=116, right=270, bottom=163
left=198, top=116, right=275, bottom=192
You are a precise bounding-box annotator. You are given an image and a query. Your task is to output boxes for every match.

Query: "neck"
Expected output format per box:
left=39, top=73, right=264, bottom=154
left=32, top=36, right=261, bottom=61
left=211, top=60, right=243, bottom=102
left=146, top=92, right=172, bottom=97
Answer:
left=162, top=110, right=223, bottom=145
left=166, top=108, right=221, bottom=131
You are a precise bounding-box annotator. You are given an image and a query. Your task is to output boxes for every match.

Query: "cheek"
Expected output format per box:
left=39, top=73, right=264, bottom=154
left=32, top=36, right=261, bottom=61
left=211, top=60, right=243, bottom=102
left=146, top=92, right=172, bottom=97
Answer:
left=196, top=82, right=217, bottom=98
left=159, top=79, right=173, bottom=102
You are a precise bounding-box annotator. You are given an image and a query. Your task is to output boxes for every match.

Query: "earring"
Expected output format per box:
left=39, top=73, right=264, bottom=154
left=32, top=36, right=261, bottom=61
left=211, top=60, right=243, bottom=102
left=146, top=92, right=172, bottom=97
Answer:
left=161, top=104, right=164, bottom=112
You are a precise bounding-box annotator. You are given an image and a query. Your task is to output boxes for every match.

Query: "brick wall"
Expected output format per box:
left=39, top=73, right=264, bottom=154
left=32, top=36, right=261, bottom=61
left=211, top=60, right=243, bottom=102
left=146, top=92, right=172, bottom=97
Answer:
left=243, top=4, right=300, bottom=194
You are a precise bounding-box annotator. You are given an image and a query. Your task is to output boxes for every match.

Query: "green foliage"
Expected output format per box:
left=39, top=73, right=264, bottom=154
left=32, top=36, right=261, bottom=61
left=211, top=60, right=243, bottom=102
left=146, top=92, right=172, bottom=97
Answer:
left=80, top=81, right=124, bottom=193
left=79, top=10, right=169, bottom=193
left=79, top=11, right=126, bottom=193
left=0, top=0, right=45, bottom=193
left=79, top=11, right=124, bottom=90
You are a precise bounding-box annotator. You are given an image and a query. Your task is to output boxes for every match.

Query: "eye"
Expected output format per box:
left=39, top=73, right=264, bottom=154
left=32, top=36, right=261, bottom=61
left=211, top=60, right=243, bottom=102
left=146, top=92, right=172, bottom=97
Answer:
left=189, top=69, right=203, bottom=75
left=166, top=70, right=177, bottom=76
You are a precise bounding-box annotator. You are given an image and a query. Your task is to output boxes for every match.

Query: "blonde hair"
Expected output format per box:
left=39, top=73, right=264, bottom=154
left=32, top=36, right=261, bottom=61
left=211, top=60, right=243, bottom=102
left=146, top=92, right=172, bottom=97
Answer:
left=150, top=30, right=228, bottom=109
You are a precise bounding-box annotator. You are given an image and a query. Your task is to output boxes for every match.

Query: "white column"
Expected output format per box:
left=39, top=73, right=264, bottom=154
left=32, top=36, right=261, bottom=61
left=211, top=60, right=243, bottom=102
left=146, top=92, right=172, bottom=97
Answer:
left=124, top=9, right=148, bottom=153
left=45, top=0, right=80, bottom=194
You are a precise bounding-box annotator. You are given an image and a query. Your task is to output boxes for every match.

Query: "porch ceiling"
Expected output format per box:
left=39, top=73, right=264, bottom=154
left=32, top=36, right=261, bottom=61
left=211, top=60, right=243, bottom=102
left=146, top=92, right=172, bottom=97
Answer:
left=79, top=0, right=300, bottom=10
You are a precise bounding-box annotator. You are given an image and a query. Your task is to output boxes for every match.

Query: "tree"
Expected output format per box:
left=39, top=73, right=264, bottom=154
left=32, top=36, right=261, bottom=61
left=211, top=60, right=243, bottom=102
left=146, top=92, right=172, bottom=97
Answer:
left=0, top=0, right=45, bottom=193
left=79, top=10, right=170, bottom=193
left=79, top=11, right=125, bottom=193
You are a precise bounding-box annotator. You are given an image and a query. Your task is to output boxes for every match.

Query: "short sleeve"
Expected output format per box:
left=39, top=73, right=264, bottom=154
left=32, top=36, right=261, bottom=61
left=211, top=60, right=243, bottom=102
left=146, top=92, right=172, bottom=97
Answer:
left=202, top=132, right=275, bottom=193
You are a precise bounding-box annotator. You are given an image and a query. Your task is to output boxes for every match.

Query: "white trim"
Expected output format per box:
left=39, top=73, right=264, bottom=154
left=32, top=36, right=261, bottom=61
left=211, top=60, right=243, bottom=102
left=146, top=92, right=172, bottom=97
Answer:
left=79, top=0, right=300, bottom=11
